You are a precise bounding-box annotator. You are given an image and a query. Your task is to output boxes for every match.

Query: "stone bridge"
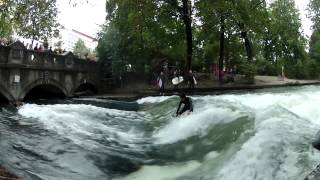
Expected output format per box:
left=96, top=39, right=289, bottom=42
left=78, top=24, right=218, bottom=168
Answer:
left=0, top=41, right=99, bottom=104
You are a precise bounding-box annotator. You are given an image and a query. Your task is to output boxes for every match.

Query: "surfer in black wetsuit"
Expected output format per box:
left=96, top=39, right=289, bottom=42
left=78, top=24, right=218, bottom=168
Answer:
left=176, top=93, right=193, bottom=116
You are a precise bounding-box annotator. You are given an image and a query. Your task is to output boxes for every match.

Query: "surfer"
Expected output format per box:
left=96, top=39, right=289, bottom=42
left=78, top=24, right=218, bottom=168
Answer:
left=176, top=93, right=193, bottom=117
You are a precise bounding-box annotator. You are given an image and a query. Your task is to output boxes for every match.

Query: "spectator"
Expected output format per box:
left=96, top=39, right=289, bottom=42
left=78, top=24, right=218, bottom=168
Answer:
left=187, top=70, right=196, bottom=90
left=219, top=70, right=224, bottom=86
left=34, top=43, right=38, bottom=51
left=49, top=46, right=53, bottom=53
left=173, top=69, right=179, bottom=90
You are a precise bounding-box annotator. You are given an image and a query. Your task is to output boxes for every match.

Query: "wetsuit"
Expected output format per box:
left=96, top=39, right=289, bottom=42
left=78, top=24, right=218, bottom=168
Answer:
left=176, top=97, right=193, bottom=116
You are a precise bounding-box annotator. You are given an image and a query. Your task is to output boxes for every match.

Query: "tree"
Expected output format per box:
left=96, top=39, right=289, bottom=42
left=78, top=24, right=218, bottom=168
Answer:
left=14, top=0, right=59, bottom=45
left=0, top=0, right=15, bottom=38
left=162, top=0, right=193, bottom=71
left=307, top=0, right=320, bottom=78
left=73, top=39, right=91, bottom=58
left=308, top=0, right=320, bottom=30
left=268, top=0, right=306, bottom=77
left=310, top=30, right=320, bottom=60
left=101, top=0, right=184, bottom=72
left=98, top=0, right=312, bottom=81
left=182, top=0, right=193, bottom=71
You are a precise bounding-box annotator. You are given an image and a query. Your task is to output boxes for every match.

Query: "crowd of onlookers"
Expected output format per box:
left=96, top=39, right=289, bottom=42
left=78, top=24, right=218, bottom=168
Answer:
left=0, top=38, right=97, bottom=61
left=0, top=38, right=67, bottom=55
left=23, top=42, right=67, bottom=55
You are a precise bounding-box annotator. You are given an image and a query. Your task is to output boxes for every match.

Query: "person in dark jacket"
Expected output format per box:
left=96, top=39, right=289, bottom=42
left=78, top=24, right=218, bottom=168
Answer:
left=176, top=93, right=193, bottom=116
left=187, top=70, right=196, bottom=90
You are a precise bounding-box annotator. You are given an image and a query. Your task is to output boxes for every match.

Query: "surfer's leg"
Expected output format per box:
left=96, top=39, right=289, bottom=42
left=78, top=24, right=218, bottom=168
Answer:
left=161, top=84, right=165, bottom=95
left=178, top=106, right=188, bottom=115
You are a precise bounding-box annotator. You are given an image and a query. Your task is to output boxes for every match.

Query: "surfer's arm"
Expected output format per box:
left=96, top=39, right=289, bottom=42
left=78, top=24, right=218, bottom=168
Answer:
left=176, top=102, right=182, bottom=115
left=189, top=99, right=193, bottom=112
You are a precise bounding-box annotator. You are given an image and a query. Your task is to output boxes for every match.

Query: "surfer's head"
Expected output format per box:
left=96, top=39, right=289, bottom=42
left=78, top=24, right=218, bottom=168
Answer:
left=179, top=93, right=186, bottom=99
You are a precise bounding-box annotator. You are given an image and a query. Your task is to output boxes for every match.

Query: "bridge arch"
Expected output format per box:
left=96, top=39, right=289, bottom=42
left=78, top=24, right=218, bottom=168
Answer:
left=19, top=78, right=68, bottom=101
left=71, top=79, right=98, bottom=96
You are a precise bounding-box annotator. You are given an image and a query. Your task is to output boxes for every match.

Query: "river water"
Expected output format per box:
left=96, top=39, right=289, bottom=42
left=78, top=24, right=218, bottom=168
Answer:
left=1, top=86, right=320, bottom=180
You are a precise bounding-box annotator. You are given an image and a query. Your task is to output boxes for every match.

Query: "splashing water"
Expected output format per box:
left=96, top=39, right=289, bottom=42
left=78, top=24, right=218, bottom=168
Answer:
left=1, top=86, right=320, bottom=180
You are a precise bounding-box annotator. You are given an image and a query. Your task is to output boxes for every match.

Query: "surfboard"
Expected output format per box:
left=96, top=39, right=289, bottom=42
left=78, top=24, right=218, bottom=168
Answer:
left=157, top=78, right=163, bottom=88
left=172, top=76, right=184, bottom=85
left=175, top=110, right=191, bottom=118
left=193, top=76, right=197, bottom=85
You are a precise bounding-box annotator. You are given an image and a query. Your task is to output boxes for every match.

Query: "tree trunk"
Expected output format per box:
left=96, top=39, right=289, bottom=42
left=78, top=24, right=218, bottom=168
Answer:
left=182, top=0, right=193, bottom=71
left=219, top=15, right=225, bottom=83
left=239, top=23, right=253, bottom=62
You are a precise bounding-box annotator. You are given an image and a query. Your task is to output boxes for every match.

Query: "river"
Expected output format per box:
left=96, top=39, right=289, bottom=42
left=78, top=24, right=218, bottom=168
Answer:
left=1, top=86, right=320, bottom=180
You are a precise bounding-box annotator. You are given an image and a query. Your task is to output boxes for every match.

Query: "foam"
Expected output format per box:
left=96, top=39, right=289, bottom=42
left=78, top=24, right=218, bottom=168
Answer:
left=153, top=106, right=244, bottom=144
left=215, top=106, right=320, bottom=180
left=14, top=86, right=320, bottom=180
left=18, top=104, right=146, bottom=149
left=115, top=160, right=201, bottom=180
left=137, top=96, right=175, bottom=104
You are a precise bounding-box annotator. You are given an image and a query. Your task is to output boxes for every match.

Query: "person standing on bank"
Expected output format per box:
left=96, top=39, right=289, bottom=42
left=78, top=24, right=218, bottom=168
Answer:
left=173, top=69, right=179, bottom=90
left=158, top=71, right=166, bottom=95
left=187, top=70, right=196, bottom=90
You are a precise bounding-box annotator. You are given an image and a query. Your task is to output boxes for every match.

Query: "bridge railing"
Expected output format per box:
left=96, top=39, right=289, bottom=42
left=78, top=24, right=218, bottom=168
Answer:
left=0, top=42, right=97, bottom=72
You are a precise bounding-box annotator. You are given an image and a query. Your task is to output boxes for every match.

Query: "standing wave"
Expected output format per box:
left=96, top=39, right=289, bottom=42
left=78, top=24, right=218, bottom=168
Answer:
left=1, top=86, right=320, bottom=180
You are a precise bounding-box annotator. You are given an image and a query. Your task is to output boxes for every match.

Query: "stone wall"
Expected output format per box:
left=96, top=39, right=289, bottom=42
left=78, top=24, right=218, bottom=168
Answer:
left=0, top=41, right=99, bottom=104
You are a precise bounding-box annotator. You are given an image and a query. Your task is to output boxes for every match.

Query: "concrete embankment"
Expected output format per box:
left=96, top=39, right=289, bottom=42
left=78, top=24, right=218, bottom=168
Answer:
left=87, top=76, right=320, bottom=101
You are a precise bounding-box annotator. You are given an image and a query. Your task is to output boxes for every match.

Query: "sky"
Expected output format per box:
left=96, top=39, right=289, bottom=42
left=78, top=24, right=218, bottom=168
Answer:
left=293, top=0, right=313, bottom=38
left=57, top=0, right=106, bottom=37
left=57, top=0, right=313, bottom=39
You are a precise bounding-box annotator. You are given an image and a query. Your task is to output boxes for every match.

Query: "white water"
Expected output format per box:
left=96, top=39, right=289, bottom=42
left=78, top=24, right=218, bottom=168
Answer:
left=153, top=105, right=246, bottom=144
left=18, top=104, right=149, bottom=149
left=14, top=86, right=320, bottom=180
left=127, top=86, right=320, bottom=180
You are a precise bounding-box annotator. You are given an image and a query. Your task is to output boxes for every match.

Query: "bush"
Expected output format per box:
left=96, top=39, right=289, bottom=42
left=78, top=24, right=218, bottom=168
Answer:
left=306, top=59, right=319, bottom=79
left=239, top=62, right=257, bottom=84
left=256, top=58, right=278, bottom=76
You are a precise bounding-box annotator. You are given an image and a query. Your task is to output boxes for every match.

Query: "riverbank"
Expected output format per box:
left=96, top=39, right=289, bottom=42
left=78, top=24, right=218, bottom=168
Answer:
left=89, top=76, right=320, bottom=101
left=0, top=166, right=21, bottom=180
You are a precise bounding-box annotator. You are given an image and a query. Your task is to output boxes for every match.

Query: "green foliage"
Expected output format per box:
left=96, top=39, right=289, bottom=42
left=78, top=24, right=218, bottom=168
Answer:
left=239, top=62, right=257, bottom=83
left=0, top=0, right=59, bottom=43
left=14, top=0, right=59, bottom=43
left=0, top=0, right=15, bottom=38
left=97, top=0, right=318, bottom=81
left=305, top=59, right=319, bottom=78
left=73, top=39, right=91, bottom=58
left=310, top=30, right=320, bottom=61
left=309, top=0, right=320, bottom=30
left=255, top=58, right=278, bottom=76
